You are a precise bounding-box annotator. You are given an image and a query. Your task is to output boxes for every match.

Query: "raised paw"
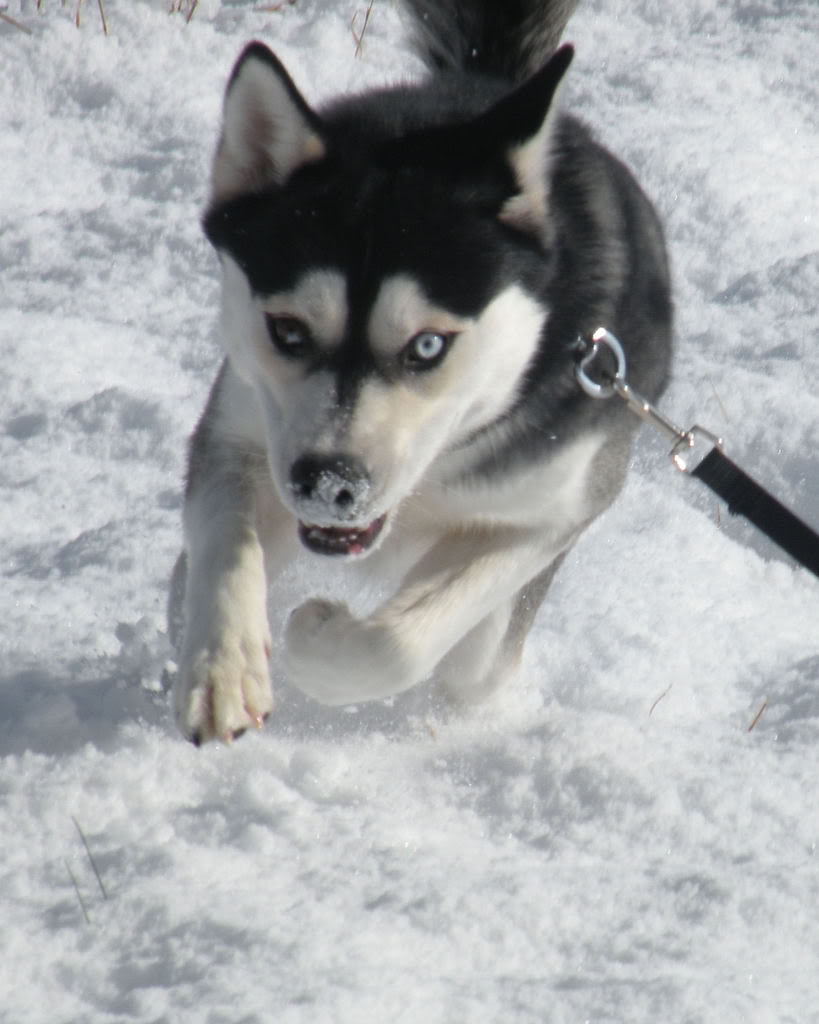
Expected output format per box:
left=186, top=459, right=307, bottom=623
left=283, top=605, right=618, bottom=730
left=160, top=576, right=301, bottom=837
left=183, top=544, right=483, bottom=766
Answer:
left=174, top=626, right=273, bottom=745
left=284, top=598, right=408, bottom=705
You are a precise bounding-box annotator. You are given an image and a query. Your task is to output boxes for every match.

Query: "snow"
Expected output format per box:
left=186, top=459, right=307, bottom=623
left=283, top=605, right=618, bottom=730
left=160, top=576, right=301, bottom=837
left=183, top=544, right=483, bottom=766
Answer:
left=1, top=0, right=817, bottom=1020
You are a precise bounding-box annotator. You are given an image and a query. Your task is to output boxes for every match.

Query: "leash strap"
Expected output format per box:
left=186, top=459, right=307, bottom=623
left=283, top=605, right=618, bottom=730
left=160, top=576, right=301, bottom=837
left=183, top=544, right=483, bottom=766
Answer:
left=691, top=448, right=819, bottom=576
left=575, top=327, right=819, bottom=579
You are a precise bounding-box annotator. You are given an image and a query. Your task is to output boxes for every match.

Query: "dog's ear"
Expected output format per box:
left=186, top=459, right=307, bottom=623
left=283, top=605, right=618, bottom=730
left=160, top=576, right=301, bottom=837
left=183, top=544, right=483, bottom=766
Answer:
left=493, top=45, right=574, bottom=233
left=210, top=42, right=326, bottom=203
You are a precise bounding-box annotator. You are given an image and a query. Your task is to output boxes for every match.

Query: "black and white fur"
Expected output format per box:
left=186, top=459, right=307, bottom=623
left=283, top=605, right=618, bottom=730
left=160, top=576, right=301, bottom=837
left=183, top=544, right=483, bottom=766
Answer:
left=170, top=0, right=672, bottom=744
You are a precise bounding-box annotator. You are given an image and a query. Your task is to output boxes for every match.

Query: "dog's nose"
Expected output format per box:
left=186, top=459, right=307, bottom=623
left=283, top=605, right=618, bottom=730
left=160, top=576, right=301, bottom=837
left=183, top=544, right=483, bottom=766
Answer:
left=288, top=454, right=371, bottom=517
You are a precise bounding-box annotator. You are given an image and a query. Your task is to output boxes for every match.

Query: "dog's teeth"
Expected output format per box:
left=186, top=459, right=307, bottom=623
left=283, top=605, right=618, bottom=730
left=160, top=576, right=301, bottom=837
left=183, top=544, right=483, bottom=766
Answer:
left=297, top=515, right=386, bottom=556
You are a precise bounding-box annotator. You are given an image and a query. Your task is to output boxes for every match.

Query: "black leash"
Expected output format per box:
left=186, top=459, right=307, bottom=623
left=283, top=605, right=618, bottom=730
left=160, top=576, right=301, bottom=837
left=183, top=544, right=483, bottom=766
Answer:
left=692, top=450, right=819, bottom=576
left=575, top=327, right=819, bottom=579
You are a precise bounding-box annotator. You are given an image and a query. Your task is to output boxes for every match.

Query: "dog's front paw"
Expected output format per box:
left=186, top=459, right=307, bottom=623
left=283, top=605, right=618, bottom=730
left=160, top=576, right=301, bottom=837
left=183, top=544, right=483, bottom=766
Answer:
left=174, top=624, right=273, bottom=745
left=284, top=599, right=404, bottom=705
left=285, top=598, right=354, bottom=685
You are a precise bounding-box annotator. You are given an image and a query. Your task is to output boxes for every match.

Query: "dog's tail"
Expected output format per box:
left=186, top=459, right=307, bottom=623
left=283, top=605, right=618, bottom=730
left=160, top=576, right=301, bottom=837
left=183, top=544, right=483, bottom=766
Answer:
left=403, top=0, right=578, bottom=84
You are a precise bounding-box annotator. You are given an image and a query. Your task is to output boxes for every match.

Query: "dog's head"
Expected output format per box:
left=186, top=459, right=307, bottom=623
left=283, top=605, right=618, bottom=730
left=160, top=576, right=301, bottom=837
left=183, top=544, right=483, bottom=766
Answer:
left=203, top=42, right=572, bottom=557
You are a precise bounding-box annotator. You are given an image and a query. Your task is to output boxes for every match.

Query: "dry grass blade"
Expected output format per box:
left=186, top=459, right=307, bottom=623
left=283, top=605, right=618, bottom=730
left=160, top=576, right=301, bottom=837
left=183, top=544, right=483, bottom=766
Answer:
left=649, top=684, right=673, bottom=717
left=747, top=699, right=768, bottom=733
left=65, top=859, right=91, bottom=925
left=351, top=0, right=375, bottom=57
left=708, top=375, right=732, bottom=425
left=168, top=0, right=198, bottom=20
left=97, top=0, right=107, bottom=34
left=72, top=816, right=108, bottom=900
left=0, top=11, right=33, bottom=33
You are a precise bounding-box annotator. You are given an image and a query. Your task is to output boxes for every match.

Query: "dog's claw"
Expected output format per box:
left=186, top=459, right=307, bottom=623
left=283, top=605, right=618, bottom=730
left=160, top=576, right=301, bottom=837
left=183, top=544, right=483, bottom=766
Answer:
left=226, top=710, right=266, bottom=744
left=176, top=616, right=274, bottom=745
left=186, top=709, right=267, bottom=747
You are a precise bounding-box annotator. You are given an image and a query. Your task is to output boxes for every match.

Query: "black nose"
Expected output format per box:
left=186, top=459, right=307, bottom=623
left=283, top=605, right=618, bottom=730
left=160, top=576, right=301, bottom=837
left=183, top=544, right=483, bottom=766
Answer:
left=288, top=454, right=371, bottom=516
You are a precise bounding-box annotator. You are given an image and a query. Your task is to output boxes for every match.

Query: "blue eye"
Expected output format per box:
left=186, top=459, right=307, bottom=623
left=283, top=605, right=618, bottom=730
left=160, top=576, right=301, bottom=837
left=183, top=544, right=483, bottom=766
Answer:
left=404, top=330, right=452, bottom=370
left=265, top=315, right=311, bottom=357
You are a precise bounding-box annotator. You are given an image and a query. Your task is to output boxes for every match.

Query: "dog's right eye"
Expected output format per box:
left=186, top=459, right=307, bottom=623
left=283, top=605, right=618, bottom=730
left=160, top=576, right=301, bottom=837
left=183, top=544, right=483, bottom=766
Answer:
left=402, top=330, right=453, bottom=371
left=265, top=315, right=311, bottom=357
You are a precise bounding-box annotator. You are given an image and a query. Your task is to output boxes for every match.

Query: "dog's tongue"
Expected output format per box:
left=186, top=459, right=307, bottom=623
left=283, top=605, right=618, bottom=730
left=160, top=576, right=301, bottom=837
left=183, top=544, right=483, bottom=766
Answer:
left=298, top=515, right=386, bottom=557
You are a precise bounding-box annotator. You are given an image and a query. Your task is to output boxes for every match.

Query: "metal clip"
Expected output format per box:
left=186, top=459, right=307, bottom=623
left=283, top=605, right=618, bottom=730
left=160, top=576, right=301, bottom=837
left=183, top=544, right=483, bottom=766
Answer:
left=574, top=328, right=819, bottom=578
left=575, top=326, right=626, bottom=399
left=670, top=425, right=723, bottom=473
left=574, top=327, right=723, bottom=473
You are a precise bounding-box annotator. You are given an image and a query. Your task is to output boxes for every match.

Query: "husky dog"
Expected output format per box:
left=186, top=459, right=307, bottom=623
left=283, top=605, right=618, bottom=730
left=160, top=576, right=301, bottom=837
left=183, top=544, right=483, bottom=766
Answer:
left=170, top=0, right=671, bottom=744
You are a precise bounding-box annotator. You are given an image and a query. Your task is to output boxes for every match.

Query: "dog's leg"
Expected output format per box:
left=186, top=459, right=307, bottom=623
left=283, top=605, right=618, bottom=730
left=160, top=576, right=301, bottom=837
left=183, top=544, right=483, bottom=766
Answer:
left=284, top=526, right=577, bottom=705
left=434, top=599, right=516, bottom=703
left=173, top=485, right=274, bottom=743
left=441, top=551, right=570, bottom=702
left=171, top=362, right=298, bottom=744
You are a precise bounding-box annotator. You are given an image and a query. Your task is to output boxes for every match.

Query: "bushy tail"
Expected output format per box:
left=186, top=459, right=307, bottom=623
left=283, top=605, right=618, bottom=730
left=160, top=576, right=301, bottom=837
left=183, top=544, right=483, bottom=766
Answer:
left=403, top=0, right=578, bottom=84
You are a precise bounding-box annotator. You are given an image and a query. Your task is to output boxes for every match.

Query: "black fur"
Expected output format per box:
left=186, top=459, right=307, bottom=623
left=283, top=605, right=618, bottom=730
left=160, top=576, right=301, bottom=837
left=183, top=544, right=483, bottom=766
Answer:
left=402, top=0, right=579, bottom=83
left=203, top=7, right=671, bottom=471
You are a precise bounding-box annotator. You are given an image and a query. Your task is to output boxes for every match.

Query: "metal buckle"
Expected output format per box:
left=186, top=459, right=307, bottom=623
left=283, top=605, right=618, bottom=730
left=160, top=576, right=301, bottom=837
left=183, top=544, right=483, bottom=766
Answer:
left=574, top=327, right=722, bottom=468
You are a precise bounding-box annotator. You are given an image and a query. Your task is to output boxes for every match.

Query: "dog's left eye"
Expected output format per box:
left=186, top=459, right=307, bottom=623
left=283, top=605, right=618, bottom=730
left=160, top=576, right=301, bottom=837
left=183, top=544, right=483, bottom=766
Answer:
left=265, top=315, right=311, bottom=357
left=403, top=331, right=452, bottom=370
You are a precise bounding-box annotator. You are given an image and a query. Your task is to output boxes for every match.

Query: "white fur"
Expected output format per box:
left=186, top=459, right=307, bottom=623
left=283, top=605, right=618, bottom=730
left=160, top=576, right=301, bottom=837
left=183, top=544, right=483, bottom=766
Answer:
left=282, top=433, right=601, bottom=705
left=172, top=43, right=609, bottom=741
left=172, top=244, right=607, bottom=739
left=243, top=272, right=550, bottom=528
left=173, top=344, right=602, bottom=734
left=499, top=76, right=567, bottom=234
left=366, top=275, right=468, bottom=357
left=262, top=270, right=348, bottom=346
left=175, top=501, right=274, bottom=741
left=210, top=55, right=325, bottom=202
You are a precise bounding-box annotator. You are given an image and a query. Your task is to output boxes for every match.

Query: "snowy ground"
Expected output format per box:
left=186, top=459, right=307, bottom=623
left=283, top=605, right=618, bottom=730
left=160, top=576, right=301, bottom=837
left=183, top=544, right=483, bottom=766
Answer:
left=1, top=1, right=817, bottom=1021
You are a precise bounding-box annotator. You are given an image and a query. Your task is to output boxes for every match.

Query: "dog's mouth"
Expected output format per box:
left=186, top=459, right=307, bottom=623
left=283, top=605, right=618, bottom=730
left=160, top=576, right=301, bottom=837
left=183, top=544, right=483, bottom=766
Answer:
left=298, top=514, right=387, bottom=557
